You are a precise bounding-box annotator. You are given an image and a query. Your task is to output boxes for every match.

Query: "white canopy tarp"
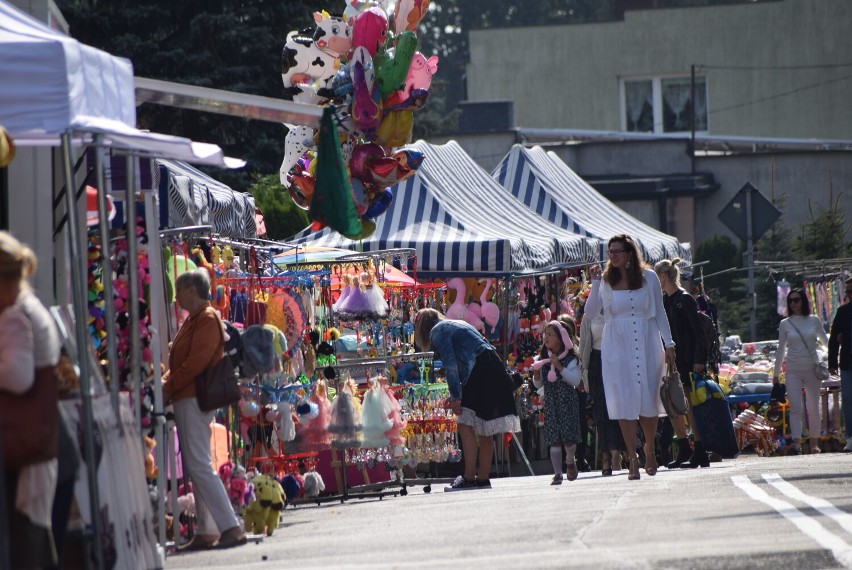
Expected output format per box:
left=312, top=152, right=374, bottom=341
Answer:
left=494, top=144, right=691, bottom=263
left=0, top=0, right=238, bottom=167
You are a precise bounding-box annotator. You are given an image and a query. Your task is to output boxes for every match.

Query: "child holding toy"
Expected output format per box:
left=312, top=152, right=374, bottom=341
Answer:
left=531, top=320, right=583, bottom=485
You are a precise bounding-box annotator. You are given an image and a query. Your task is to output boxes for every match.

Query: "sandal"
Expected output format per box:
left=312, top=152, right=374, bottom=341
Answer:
left=644, top=450, right=658, bottom=476
left=628, top=456, right=640, bottom=481
left=601, top=454, right=613, bottom=476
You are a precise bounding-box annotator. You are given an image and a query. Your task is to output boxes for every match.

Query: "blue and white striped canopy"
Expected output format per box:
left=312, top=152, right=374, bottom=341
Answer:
left=493, top=145, right=691, bottom=263
left=156, top=159, right=256, bottom=238
left=288, top=141, right=599, bottom=275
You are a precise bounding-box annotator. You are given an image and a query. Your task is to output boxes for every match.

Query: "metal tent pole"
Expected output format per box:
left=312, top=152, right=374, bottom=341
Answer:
left=143, top=189, right=169, bottom=548
left=126, top=156, right=143, bottom=435
left=93, top=139, right=122, bottom=417
left=61, top=131, right=104, bottom=570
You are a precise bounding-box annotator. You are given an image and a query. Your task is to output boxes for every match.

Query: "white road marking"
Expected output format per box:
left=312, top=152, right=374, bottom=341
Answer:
left=731, top=475, right=852, bottom=569
left=763, top=473, right=852, bottom=537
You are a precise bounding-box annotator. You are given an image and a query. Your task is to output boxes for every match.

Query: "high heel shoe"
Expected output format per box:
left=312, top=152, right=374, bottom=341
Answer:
left=644, top=449, right=658, bottom=476
left=628, top=456, right=641, bottom=480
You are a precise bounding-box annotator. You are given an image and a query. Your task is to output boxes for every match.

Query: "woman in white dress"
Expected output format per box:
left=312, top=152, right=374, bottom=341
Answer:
left=585, top=235, right=676, bottom=480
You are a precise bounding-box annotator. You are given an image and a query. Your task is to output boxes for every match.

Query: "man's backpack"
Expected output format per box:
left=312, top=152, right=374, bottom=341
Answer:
left=697, top=311, right=721, bottom=373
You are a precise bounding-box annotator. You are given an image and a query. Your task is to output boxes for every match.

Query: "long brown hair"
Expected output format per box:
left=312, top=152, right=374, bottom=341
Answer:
left=413, top=308, right=445, bottom=351
left=603, top=234, right=645, bottom=290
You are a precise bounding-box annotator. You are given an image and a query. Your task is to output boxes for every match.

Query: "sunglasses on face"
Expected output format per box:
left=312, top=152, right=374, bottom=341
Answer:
left=608, top=249, right=627, bottom=256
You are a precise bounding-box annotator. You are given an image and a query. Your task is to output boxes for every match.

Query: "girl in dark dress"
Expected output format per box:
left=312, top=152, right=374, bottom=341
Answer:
left=531, top=321, right=583, bottom=485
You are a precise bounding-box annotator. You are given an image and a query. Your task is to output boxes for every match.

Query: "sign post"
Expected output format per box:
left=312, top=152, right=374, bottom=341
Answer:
left=718, top=183, right=782, bottom=340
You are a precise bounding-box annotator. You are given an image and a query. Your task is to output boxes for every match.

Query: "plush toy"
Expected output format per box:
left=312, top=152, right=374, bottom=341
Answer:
left=143, top=435, right=157, bottom=479
left=302, top=471, right=326, bottom=498
left=280, top=473, right=303, bottom=505
left=229, top=464, right=249, bottom=510
left=243, top=474, right=286, bottom=536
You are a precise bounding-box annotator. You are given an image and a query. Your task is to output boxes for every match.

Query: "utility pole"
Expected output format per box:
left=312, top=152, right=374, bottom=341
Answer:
left=690, top=64, right=696, bottom=175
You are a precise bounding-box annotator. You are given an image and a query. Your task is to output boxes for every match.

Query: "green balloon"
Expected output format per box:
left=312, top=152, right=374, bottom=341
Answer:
left=374, top=31, right=417, bottom=98
left=164, top=253, right=197, bottom=303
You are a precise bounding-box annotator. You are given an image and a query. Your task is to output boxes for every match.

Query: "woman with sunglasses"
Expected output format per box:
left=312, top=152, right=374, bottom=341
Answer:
left=586, top=235, right=675, bottom=480
left=773, top=288, right=829, bottom=454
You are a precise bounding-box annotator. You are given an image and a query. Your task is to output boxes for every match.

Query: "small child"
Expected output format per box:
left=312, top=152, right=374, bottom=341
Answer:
left=531, top=320, right=583, bottom=485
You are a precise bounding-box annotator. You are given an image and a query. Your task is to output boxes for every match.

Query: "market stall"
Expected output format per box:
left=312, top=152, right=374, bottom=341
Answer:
left=289, top=140, right=600, bottom=276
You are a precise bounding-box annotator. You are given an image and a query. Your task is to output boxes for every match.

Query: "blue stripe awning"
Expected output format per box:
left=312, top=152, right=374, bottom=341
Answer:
left=289, top=141, right=599, bottom=275
left=493, top=145, right=691, bottom=263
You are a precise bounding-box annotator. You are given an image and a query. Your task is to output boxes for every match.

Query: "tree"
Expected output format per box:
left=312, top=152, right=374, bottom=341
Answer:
left=57, top=0, right=329, bottom=190
left=694, top=234, right=745, bottom=338
left=794, top=194, right=850, bottom=260
left=248, top=174, right=308, bottom=241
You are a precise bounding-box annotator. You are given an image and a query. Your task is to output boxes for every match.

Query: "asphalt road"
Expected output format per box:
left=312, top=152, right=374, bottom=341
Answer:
left=165, top=452, right=852, bottom=569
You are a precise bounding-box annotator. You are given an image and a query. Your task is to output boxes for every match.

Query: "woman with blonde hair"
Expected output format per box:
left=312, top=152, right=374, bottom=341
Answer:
left=585, top=235, right=675, bottom=480
left=654, top=258, right=709, bottom=468
left=0, top=231, right=62, bottom=568
left=414, top=308, right=520, bottom=491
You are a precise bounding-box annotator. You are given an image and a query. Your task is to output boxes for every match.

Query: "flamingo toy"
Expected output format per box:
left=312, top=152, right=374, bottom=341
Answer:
left=446, top=278, right=483, bottom=331
left=479, top=278, right=500, bottom=329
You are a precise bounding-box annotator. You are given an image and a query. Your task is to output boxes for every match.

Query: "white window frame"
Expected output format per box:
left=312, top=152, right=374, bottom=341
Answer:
left=620, top=75, right=709, bottom=134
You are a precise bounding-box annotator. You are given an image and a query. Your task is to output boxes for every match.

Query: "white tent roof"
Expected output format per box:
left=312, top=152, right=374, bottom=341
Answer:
left=289, top=140, right=599, bottom=275
left=0, top=0, right=135, bottom=137
left=493, top=144, right=691, bottom=263
left=0, top=0, right=238, bottom=167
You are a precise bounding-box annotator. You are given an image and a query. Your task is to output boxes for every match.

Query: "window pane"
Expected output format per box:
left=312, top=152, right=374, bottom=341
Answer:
left=624, top=80, right=654, bottom=132
left=662, top=77, right=707, bottom=132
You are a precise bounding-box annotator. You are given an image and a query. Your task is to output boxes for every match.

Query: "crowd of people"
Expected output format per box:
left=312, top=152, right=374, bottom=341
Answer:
left=3, top=228, right=851, bottom=567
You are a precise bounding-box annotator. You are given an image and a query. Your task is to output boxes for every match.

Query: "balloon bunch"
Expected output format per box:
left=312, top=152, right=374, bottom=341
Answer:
left=279, top=1, right=437, bottom=237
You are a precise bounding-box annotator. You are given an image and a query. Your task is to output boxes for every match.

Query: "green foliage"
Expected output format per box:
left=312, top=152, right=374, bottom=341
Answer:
left=794, top=194, right=850, bottom=260
left=247, top=174, right=308, bottom=241
left=57, top=0, right=329, bottom=190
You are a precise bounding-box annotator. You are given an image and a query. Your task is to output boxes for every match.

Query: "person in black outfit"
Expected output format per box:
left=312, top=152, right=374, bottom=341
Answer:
left=828, top=276, right=852, bottom=452
left=655, top=259, right=709, bottom=468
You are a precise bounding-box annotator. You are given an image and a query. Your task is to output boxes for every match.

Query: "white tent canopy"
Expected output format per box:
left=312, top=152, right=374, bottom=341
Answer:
left=289, top=140, right=599, bottom=275
left=493, top=145, right=691, bottom=263
left=0, top=0, right=236, bottom=167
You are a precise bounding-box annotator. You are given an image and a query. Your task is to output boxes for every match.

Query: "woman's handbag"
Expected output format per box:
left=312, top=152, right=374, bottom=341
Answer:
left=787, top=320, right=829, bottom=381
left=0, top=365, right=59, bottom=469
left=660, top=366, right=689, bottom=416
left=195, top=356, right=239, bottom=412
left=194, top=316, right=240, bottom=412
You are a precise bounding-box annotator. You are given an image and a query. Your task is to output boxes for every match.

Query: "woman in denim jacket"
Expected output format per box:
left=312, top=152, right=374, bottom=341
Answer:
left=414, top=308, right=520, bottom=491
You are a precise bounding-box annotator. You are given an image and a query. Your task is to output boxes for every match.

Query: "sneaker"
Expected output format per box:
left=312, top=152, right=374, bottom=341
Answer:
left=476, top=479, right=492, bottom=489
left=444, top=476, right=481, bottom=492
left=844, top=440, right=852, bottom=453
left=551, top=473, right=563, bottom=486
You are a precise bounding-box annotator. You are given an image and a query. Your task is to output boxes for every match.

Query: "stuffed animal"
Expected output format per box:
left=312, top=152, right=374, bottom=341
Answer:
left=280, top=473, right=303, bottom=505
left=143, top=435, right=157, bottom=479
left=243, top=474, right=286, bottom=536
left=302, top=471, right=326, bottom=498
left=229, top=464, right=249, bottom=510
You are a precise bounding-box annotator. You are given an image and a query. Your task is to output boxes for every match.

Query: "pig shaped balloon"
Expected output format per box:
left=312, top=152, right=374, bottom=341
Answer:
left=404, top=53, right=439, bottom=97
